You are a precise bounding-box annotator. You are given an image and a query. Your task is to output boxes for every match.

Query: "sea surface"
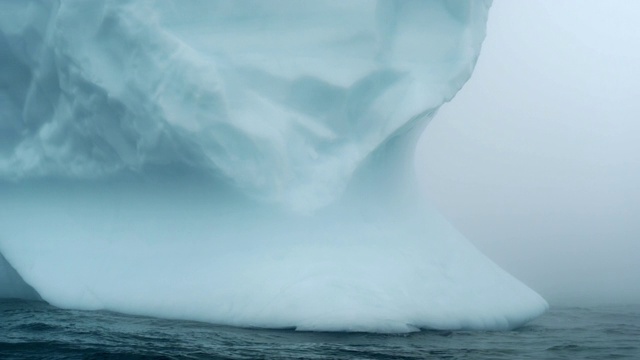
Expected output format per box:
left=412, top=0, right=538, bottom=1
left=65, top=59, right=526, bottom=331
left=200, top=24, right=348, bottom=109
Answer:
left=1, top=299, right=638, bottom=359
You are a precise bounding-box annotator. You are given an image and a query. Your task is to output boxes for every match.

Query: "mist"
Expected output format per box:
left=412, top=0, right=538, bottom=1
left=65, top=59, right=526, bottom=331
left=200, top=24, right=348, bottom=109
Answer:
left=417, top=0, right=640, bottom=306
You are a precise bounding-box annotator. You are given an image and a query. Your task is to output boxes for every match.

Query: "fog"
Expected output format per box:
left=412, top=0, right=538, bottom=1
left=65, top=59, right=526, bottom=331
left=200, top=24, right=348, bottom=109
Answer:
left=417, top=0, right=640, bottom=306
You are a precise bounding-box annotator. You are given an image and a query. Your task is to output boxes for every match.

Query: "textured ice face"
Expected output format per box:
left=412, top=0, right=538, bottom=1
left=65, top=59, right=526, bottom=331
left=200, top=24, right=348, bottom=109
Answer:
left=0, top=0, right=490, bottom=210
left=0, top=1, right=548, bottom=332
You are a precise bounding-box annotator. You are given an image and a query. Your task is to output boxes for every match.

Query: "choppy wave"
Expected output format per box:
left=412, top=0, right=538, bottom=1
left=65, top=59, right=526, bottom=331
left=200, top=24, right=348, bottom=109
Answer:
left=1, top=300, right=638, bottom=360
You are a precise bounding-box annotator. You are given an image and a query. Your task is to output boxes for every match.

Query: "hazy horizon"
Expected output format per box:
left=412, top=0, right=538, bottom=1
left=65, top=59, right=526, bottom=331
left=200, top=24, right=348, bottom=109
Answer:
left=418, top=0, right=640, bottom=306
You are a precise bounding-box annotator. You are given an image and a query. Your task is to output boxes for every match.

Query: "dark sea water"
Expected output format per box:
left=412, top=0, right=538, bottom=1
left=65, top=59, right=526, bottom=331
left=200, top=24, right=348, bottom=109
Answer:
left=1, top=299, right=638, bottom=360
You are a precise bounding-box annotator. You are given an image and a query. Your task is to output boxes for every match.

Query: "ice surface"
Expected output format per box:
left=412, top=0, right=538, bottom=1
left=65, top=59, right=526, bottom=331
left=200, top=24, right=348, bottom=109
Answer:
left=0, top=253, right=40, bottom=300
left=0, top=0, right=547, bottom=332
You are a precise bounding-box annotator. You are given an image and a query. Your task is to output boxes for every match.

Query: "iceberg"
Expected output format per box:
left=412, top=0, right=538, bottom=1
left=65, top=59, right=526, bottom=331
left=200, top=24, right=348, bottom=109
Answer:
left=0, top=0, right=547, bottom=332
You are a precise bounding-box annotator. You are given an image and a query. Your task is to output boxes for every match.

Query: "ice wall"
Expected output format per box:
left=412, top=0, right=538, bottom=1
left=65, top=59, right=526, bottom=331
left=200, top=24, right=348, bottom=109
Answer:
left=0, top=0, right=547, bottom=332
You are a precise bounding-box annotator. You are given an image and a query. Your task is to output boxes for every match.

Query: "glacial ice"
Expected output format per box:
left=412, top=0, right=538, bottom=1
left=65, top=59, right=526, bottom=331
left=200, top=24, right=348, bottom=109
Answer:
left=0, top=0, right=547, bottom=332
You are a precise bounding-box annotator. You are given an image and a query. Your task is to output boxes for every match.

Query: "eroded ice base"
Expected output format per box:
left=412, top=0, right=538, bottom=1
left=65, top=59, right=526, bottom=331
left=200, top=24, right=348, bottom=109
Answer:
left=0, top=158, right=547, bottom=332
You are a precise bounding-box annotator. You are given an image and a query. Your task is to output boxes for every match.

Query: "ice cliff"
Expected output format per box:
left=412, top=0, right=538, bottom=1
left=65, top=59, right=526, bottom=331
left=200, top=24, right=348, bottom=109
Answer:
left=0, top=0, right=547, bottom=332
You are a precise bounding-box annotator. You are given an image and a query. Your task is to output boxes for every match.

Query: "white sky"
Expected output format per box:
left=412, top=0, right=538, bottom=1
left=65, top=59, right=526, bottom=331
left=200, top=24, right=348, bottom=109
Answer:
left=417, top=0, right=640, bottom=305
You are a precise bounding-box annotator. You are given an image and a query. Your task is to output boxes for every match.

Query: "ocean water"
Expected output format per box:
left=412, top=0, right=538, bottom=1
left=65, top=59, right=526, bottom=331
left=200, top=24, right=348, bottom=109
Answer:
left=1, top=299, right=638, bottom=360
